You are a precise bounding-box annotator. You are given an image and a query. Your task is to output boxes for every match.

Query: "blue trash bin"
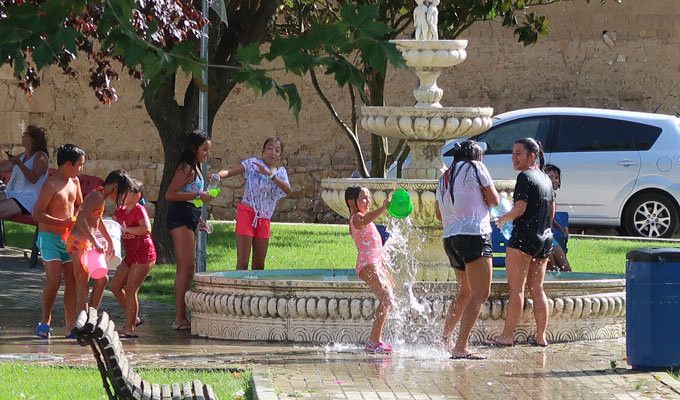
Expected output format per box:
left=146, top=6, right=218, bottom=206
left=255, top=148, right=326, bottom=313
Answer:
left=626, top=247, right=680, bottom=369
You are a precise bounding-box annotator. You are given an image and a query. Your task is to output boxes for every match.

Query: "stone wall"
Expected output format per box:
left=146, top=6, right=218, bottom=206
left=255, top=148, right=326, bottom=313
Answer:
left=1, top=1, right=679, bottom=222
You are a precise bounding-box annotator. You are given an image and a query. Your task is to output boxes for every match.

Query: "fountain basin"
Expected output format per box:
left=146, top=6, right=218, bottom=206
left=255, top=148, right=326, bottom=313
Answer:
left=361, top=106, right=493, bottom=141
left=187, top=269, right=626, bottom=344
left=391, top=39, right=468, bottom=68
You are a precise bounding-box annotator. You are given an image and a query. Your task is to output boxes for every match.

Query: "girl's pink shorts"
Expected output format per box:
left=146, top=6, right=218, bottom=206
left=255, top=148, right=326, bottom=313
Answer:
left=235, top=203, right=271, bottom=239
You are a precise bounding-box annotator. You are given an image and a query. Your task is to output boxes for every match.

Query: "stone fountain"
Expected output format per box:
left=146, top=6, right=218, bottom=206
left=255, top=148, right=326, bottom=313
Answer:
left=186, top=2, right=626, bottom=344
left=320, top=2, right=513, bottom=272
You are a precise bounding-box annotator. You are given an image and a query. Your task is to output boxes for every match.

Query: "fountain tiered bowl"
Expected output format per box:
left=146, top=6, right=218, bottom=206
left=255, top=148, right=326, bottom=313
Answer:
left=392, top=39, right=468, bottom=69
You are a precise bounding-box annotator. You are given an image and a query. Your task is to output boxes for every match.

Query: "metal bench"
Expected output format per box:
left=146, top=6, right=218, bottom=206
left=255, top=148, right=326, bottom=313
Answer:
left=0, top=170, right=103, bottom=267
left=73, top=308, right=219, bottom=400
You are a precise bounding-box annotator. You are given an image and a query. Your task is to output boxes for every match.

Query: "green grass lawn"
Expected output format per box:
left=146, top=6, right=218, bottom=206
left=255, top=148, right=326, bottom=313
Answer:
left=0, top=363, right=251, bottom=400
left=4, top=221, right=678, bottom=304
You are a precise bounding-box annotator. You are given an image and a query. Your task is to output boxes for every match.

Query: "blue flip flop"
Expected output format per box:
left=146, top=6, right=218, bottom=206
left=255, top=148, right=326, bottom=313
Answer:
left=35, top=322, right=52, bottom=339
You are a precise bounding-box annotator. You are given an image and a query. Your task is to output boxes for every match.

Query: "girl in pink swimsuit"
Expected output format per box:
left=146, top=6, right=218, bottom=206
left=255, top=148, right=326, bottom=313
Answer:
left=345, top=186, right=395, bottom=354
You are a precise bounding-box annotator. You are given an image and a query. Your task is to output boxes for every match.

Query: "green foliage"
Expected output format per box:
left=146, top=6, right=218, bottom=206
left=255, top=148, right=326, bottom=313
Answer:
left=254, top=0, right=621, bottom=176
left=0, top=0, right=205, bottom=103
left=236, top=3, right=406, bottom=118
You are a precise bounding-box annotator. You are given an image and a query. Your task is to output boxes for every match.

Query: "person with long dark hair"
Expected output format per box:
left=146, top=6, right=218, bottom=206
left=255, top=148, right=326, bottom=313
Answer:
left=493, top=137, right=555, bottom=347
left=435, top=140, right=499, bottom=359
left=165, top=130, right=213, bottom=330
left=0, top=125, right=49, bottom=218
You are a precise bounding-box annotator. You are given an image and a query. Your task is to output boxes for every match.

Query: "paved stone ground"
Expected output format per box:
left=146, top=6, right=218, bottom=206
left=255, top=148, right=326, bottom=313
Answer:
left=1, top=248, right=680, bottom=399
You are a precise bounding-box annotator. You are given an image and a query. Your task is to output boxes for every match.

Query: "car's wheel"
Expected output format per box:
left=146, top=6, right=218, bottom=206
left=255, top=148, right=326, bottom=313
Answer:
left=623, top=193, right=679, bottom=238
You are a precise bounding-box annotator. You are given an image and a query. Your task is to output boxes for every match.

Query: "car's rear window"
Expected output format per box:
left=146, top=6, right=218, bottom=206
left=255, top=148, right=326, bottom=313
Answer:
left=634, top=126, right=662, bottom=150
left=554, top=116, right=661, bottom=152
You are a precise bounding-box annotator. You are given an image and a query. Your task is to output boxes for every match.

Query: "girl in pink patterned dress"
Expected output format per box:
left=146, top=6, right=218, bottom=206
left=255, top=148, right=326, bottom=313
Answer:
left=345, top=186, right=395, bottom=354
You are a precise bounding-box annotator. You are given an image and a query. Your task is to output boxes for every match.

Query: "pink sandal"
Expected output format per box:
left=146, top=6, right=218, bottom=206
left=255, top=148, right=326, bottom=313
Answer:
left=365, top=340, right=393, bottom=354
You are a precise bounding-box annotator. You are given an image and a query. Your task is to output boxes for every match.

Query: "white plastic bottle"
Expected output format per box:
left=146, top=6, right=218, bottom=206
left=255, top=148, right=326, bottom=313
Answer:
left=490, top=192, right=513, bottom=240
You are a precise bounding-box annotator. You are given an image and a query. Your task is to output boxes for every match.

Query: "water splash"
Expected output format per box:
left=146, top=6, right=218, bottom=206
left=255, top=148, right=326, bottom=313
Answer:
left=381, top=217, right=442, bottom=348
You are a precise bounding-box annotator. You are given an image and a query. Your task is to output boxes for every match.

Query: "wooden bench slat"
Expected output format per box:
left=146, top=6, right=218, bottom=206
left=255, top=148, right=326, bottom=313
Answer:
left=126, top=364, right=142, bottom=396
left=94, top=311, right=110, bottom=337
left=203, top=384, right=217, bottom=400
left=161, top=384, right=172, bottom=400
left=103, top=332, right=123, bottom=358
left=100, top=319, right=117, bottom=349
left=141, top=379, right=152, bottom=400
left=74, top=310, right=89, bottom=331
left=171, top=383, right=182, bottom=400
left=132, top=373, right=143, bottom=400
left=119, top=358, right=129, bottom=380
left=151, top=383, right=162, bottom=400
left=193, top=380, right=204, bottom=400
left=181, top=381, right=193, bottom=400
left=85, top=307, right=98, bottom=332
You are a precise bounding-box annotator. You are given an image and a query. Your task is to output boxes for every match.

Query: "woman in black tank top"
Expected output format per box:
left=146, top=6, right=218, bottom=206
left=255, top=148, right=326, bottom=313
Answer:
left=492, top=138, right=555, bottom=348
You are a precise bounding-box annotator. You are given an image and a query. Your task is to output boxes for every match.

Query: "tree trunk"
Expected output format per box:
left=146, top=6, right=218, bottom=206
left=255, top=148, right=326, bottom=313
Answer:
left=144, top=1, right=279, bottom=262
left=366, top=68, right=387, bottom=177
left=144, top=74, right=188, bottom=263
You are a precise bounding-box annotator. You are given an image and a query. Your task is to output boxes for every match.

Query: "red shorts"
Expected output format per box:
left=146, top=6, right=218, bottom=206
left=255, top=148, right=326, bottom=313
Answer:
left=122, top=236, right=157, bottom=266
left=235, top=203, right=271, bottom=239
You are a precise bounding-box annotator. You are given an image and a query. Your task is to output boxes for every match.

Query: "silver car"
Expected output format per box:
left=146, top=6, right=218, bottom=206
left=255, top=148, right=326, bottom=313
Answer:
left=443, top=107, right=680, bottom=238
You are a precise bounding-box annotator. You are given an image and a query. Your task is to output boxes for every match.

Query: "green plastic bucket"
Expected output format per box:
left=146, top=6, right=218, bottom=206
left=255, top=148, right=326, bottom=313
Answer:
left=387, top=188, right=413, bottom=219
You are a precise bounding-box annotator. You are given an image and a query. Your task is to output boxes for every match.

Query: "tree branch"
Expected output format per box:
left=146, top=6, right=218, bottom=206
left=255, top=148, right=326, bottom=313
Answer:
left=310, top=68, right=369, bottom=177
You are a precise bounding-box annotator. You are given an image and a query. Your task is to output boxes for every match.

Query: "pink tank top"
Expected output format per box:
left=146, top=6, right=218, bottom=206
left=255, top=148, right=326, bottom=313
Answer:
left=349, top=214, right=384, bottom=272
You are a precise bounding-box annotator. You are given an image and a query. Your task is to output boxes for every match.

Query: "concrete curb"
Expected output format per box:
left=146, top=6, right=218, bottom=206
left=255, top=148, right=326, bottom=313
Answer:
left=656, top=372, right=680, bottom=394
left=252, top=367, right=279, bottom=400
left=571, top=233, right=680, bottom=243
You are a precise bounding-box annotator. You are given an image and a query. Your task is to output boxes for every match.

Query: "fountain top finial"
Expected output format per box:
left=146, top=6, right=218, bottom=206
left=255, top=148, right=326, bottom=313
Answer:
left=414, top=0, right=439, bottom=41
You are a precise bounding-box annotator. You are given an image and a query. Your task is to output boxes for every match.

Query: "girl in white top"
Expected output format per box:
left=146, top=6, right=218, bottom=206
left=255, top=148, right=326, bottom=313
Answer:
left=435, top=140, right=499, bottom=360
left=0, top=125, right=49, bottom=217
left=215, top=137, right=292, bottom=270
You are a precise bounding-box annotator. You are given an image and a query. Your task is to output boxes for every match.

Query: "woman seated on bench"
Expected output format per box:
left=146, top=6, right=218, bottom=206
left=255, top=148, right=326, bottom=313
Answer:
left=0, top=125, right=49, bottom=218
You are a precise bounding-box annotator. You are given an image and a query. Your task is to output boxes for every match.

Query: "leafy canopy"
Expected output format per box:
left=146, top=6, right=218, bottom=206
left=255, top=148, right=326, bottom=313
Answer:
left=0, top=0, right=209, bottom=103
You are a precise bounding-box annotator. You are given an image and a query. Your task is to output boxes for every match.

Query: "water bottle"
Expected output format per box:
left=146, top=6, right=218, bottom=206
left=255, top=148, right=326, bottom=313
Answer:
left=207, top=173, right=221, bottom=198
left=490, top=192, right=513, bottom=240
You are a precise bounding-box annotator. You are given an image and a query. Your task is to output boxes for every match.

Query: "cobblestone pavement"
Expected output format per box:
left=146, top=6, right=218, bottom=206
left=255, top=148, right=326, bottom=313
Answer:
left=2, top=248, right=680, bottom=399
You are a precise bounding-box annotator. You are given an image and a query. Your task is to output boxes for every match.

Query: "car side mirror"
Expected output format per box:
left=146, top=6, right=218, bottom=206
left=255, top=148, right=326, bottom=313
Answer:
left=478, top=141, right=488, bottom=152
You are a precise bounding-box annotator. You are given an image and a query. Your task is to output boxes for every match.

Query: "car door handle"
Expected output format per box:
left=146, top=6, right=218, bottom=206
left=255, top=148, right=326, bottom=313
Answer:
left=617, top=160, right=637, bottom=167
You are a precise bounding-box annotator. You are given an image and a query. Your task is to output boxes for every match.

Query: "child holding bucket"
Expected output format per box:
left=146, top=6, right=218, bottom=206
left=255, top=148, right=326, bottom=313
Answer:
left=67, top=170, right=133, bottom=317
left=110, top=179, right=157, bottom=338
left=345, top=186, right=396, bottom=354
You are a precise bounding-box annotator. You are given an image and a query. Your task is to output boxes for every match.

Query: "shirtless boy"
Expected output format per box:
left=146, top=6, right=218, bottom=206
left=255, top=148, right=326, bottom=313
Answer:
left=32, top=144, right=85, bottom=338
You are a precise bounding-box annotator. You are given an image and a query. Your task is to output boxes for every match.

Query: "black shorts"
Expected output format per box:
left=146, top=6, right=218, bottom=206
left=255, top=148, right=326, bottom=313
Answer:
left=443, top=234, right=493, bottom=271
left=167, top=201, right=201, bottom=232
left=11, top=198, right=30, bottom=215
left=508, top=232, right=553, bottom=259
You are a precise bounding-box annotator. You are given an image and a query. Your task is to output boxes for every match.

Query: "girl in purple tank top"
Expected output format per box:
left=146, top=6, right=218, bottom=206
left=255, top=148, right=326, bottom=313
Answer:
left=345, top=186, right=395, bottom=354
